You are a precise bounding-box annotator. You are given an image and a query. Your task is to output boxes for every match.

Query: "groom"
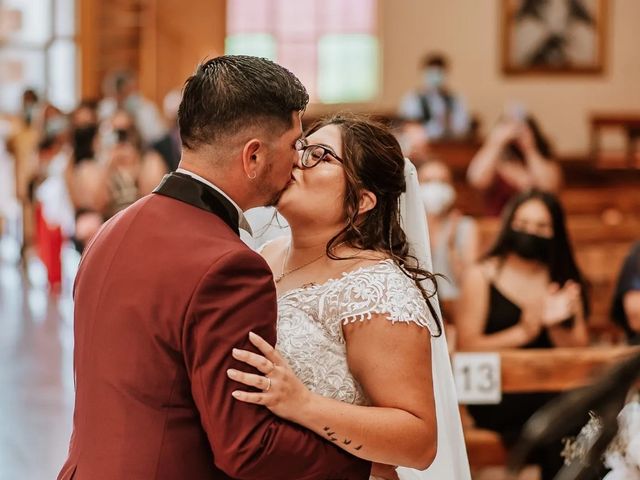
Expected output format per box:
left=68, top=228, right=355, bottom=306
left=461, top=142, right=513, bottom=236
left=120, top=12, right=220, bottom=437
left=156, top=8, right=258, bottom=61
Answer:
left=58, top=56, right=371, bottom=480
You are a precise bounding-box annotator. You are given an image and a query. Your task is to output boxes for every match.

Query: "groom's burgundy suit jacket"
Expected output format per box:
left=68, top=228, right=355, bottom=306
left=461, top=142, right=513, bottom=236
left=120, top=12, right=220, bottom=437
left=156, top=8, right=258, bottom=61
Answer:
left=58, top=172, right=370, bottom=480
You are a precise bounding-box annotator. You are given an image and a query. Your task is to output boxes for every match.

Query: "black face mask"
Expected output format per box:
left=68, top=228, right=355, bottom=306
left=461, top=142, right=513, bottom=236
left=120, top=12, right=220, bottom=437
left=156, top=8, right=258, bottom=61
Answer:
left=506, top=229, right=552, bottom=262
left=73, top=124, right=98, bottom=163
left=115, top=128, right=129, bottom=143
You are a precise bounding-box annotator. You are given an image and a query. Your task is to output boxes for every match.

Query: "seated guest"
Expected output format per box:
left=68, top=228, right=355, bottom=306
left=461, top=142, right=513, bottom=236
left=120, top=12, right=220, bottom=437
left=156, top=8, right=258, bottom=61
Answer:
left=418, top=160, right=479, bottom=321
left=611, top=241, right=640, bottom=344
left=398, top=52, right=470, bottom=141
left=467, top=109, right=562, bottom=216
left=456, top=190, right=589, bottom=480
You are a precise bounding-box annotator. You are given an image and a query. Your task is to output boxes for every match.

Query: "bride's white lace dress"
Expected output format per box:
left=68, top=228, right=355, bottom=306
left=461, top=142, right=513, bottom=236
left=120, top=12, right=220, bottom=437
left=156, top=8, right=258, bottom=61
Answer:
left=276, top=259, right=471, bottom=480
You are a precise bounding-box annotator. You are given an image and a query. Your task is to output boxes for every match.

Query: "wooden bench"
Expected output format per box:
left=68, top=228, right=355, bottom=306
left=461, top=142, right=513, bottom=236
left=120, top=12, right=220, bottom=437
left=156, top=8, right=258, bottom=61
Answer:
left=428, top=141, right=481, bottom=175
left=559, top=186, right=640, bottom=216
left=462, top=346, right=640, bottom=469
left=453, top=178, right=640, bottom=218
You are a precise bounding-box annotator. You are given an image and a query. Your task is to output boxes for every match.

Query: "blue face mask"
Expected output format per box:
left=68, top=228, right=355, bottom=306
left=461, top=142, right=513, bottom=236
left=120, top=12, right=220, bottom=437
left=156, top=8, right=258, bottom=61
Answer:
left=424, top=68, right=445, bottom=89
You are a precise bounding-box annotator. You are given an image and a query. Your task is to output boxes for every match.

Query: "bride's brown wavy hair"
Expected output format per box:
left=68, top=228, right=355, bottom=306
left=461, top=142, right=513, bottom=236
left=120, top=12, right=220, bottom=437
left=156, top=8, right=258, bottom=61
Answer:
left=306, top=113, right=442, bottom=336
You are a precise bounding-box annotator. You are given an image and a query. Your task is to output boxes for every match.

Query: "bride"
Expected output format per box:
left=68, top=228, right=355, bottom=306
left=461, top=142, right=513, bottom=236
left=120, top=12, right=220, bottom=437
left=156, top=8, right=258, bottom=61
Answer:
left=227, top=114, right=470, bottom=480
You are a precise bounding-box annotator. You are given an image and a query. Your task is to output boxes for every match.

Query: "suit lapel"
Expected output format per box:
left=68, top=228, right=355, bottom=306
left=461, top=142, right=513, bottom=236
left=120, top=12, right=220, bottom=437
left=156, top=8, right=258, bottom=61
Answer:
left=153, top=172, right=240, bottom=235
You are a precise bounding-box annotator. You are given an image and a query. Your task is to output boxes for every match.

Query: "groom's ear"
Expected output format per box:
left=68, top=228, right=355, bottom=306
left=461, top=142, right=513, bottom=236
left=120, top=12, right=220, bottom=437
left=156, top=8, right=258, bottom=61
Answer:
left=241, top=139, right=262, bottom=178
left=358, top=190, right=377, bottom=215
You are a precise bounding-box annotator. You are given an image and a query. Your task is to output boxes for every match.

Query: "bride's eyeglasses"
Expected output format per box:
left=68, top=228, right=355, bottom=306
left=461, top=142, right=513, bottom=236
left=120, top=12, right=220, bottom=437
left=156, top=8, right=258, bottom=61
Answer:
left=295, top=138, right=344, bottom=169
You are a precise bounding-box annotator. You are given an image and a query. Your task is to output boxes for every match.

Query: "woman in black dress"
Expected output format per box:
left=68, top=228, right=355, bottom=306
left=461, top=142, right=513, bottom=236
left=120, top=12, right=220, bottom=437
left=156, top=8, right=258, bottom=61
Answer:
left=456, top=190, right=590, bottom=479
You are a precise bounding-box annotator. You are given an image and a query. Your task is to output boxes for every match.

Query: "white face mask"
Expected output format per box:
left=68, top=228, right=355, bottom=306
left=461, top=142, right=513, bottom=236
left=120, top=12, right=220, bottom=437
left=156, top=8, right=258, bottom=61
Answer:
left=419, top=181, right=456, bottom=215
left=424, top=67, right=445, bottom=89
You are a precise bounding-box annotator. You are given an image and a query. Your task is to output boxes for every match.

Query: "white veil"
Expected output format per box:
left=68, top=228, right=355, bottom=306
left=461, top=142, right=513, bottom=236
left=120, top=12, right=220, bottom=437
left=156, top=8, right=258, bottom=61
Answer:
left=396, top=159, right=471, bottom=480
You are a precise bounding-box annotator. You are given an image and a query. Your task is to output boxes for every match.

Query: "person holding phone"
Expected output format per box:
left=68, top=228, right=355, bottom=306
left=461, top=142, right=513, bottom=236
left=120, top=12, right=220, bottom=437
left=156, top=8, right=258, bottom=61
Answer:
left=467, top=106, right=562, bottom=215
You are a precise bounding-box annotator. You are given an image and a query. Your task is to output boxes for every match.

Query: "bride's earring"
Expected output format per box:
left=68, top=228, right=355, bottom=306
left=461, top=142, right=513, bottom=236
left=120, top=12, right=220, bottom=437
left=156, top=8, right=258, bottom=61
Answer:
left=248, top=171, right=257, bottom=180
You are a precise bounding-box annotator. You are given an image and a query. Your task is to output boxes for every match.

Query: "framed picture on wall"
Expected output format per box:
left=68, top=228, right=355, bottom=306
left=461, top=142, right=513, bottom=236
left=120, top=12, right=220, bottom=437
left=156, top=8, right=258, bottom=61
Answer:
left=502, top=0, right=607, bottom=74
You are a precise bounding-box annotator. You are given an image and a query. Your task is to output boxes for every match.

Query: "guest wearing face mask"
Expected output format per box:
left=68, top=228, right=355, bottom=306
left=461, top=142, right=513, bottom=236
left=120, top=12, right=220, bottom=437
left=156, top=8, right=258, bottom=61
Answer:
left=418, top=161, right=479, bottom=323
left=456, top=190, right=589, bottom=480
left=398, top=52, right=471, bottom=141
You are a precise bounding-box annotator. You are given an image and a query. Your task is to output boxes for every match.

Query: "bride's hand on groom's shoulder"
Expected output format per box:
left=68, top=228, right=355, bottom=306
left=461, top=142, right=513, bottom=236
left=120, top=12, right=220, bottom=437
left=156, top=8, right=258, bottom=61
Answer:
left=227, top=332, right=313, bottom=422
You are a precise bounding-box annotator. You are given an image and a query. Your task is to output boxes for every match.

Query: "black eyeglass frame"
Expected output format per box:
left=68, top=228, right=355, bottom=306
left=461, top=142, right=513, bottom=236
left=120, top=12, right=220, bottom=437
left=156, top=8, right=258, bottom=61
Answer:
left=295, top=138, right=344, bottom=169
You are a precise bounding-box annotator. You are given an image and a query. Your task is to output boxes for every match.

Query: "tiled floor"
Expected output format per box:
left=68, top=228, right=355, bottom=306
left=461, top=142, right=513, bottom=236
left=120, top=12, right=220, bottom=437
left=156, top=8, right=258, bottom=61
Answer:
left=0, top=241, right=76, bottom=480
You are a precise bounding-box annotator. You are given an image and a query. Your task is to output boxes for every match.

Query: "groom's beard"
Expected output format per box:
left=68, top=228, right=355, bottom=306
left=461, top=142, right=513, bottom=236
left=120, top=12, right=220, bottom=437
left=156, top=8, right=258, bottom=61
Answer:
left=266, top=187, right=284, bottom=207
left=265, top=175, right=291, bottom=207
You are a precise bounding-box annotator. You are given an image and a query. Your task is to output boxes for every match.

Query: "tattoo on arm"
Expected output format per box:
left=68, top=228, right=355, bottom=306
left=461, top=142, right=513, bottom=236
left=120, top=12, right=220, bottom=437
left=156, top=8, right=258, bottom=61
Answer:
left=323, top=426, right=362, bottom=450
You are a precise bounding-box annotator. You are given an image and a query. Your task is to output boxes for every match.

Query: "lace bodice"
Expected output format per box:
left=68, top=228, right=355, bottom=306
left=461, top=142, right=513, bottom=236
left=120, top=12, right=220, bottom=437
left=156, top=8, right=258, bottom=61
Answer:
left=276, top=259, right=438, bottom=406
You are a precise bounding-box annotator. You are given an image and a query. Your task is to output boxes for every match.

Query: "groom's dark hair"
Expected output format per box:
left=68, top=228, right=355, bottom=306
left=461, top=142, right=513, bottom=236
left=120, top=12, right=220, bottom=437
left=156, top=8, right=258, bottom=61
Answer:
left=178, top=55, right=309, bottom=150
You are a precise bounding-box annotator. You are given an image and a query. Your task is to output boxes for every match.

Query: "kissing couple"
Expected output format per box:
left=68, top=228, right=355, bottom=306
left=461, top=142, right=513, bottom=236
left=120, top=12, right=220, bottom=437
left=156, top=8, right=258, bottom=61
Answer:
left=58, top=55, right=470, bottom=480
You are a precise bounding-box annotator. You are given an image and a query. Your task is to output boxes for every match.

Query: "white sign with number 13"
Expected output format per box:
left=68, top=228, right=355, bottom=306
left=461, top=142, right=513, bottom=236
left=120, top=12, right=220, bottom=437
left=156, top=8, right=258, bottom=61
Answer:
left=452, top=352, right=502, bottom=405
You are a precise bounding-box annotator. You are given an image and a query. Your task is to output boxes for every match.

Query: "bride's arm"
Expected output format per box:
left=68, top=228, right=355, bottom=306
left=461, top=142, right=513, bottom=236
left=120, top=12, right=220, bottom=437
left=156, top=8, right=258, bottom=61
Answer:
left=228, top=318, right=437, bottom=470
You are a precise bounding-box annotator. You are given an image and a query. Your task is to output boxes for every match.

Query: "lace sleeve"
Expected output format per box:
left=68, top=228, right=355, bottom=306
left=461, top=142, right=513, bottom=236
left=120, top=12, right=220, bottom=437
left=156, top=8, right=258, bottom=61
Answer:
left=330, top=261, right=439, bottom=338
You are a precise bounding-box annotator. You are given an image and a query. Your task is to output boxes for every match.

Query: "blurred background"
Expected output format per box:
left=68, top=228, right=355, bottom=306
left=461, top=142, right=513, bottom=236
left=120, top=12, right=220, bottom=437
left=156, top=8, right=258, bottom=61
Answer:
left=0, top=1, right=639, bottom=479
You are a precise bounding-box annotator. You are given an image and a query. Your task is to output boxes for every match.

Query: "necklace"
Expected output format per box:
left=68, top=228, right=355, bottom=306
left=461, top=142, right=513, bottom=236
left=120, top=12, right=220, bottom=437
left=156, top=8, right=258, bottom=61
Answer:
left=275, top=243, right=344, bottom=283
left=275, top=246, right=326, bottom=284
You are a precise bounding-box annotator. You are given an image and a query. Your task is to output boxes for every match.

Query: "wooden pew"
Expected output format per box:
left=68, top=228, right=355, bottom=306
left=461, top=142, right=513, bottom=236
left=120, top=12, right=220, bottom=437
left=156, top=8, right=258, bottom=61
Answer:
left=428, top=141, right=481, bottom=175
left=453, top=182, right=640, bottom=219
left=559, top=186, right=640, bottom=216
left=462, top=346, right=640, bottom=469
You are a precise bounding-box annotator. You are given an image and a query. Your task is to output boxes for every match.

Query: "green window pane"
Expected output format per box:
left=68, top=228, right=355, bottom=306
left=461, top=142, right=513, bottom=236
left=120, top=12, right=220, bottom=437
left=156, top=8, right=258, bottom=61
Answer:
left=225, top=34, right=277, bottom=60
left=318, top=34, right=378, bottom=103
